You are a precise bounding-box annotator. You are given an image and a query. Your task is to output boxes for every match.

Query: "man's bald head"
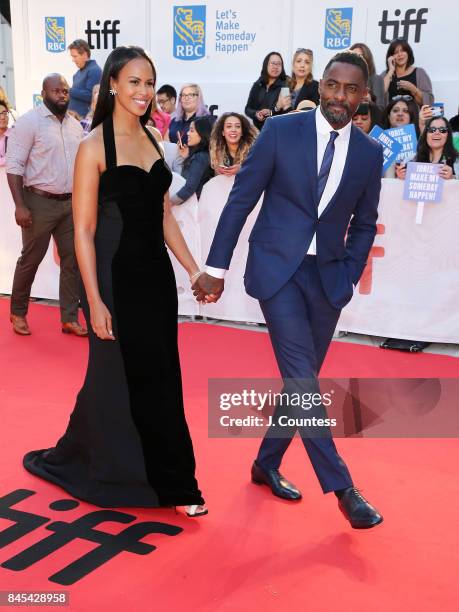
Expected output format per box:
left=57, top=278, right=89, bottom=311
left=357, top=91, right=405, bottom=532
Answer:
left=41, top=73, right=70, bottom=117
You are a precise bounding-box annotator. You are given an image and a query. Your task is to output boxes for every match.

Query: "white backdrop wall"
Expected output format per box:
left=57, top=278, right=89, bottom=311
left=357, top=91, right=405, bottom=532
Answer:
left=8, top=0, right=459, bottom=117
left=2, top=169, right=459, bottom=344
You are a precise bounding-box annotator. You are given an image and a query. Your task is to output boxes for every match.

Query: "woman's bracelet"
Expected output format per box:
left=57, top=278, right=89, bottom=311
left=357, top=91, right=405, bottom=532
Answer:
left=190, top=270, right=202, bottom=282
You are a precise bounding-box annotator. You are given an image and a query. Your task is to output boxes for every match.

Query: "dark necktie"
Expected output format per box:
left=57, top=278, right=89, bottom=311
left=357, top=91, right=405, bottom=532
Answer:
left=317, top=131, right=339, bottom=204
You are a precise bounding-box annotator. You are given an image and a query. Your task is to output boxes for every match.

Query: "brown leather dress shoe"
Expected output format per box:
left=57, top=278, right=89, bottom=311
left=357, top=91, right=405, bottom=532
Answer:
left=10, top=314, right=31, bottom=335
left=61, top=321, right=88, bottom=337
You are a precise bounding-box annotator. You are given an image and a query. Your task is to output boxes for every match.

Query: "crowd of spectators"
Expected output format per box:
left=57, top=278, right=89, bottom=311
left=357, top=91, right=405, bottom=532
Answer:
left=2, top=36, right=458, bottom=207
left=2, top=36, right=458, bottom=351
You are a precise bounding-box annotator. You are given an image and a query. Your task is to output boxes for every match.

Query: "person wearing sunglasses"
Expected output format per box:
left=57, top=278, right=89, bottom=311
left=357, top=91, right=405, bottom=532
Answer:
left=273, top=48, right=319, bottom=115
left=168, top=83, right=211, bottom=145
left=245, top=52, right=288, bottom=130
left=395, top=116, right=457, bottom=180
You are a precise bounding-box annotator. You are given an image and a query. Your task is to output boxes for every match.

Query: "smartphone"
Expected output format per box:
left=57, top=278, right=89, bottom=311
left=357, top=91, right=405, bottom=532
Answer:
left=176, top=131, right=183, bottom=148
left=281, top=87, right=290, bottom=98
left=431, top=103, right=444, bottom=117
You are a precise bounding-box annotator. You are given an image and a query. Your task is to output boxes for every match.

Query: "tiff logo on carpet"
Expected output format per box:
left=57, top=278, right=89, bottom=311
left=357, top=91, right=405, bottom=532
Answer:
left=0, top=489, right=182, bottom=585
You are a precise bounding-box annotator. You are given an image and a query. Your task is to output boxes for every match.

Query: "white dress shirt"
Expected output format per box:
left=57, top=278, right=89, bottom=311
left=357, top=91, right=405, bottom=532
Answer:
left=206, top=107, right=352, bottom=279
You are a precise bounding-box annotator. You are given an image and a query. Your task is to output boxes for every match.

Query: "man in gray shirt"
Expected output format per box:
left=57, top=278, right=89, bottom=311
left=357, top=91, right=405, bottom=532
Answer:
left=6, top=73, right=87, bottom=336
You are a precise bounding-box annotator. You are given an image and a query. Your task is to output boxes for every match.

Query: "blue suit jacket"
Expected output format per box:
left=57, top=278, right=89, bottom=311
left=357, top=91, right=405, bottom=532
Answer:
left=206, top=109, right=383, bottom=309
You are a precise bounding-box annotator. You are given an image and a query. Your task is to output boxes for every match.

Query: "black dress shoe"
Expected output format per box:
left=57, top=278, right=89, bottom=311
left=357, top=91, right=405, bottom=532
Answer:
left=251, top=461, right=302, bottom=500
left=338, top=487, right=383, bottom=529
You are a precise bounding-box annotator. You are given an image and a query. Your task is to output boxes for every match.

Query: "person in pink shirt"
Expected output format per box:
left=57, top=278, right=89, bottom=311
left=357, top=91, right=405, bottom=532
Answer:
left=148, top=97, right=171, bottom=140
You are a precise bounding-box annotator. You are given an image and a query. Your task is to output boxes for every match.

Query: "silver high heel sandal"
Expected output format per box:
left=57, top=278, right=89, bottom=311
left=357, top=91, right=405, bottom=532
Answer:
left=185, top=504, right=208, bottom=517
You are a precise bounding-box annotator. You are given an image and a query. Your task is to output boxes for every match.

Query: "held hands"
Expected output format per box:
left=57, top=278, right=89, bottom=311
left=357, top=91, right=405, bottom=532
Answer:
left=192, top=272, right=224, bottom=304
left=90, top=300, right=115, bottom=340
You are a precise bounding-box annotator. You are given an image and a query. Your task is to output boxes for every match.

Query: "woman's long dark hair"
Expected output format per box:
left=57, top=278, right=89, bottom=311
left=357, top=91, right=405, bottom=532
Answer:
left=349, top=42, right=376, bottom=76
left=91, top=46, right=156, bottom=130
left=385, top=39, right=415, bottom=72
left=183, top=117, right=213, bottom=170
left=260, top=52, right=287, bottom=85
left=416, top=116, right=457, bottom=166
left=209, top=112, right=258, bottom=168
left=189, top=117, right=212, bottom=152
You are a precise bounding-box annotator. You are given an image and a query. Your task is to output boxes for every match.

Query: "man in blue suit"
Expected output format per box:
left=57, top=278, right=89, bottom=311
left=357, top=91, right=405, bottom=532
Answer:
left=194, top=52, right=383, bottom=529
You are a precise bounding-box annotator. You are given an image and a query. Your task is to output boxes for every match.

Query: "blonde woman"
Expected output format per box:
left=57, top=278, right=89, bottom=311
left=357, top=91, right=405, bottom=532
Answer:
left=274, top=48, right=319, bottom=114
left=168, top=83, right=212, bottom=145
left=210, top=112, right=258, bottom=177
left=0, top=86, right=17, bottom=123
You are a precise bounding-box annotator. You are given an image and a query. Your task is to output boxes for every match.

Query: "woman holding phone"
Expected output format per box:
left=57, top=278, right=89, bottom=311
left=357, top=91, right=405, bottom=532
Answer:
left=245, top=51, right=288, bottom=130
left=381, top=39, right=433, bottom=106
left=170, top=117, right=214, bottom=204
left=274, top=48, right=320, bottom=114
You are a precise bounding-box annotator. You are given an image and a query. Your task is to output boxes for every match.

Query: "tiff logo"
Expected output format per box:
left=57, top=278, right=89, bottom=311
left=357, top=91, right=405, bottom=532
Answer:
left=85, top=19, right=120, bottom=50
left=0, top=489, right=182, bottom=585
left=379, top=9, right=428, bottom=44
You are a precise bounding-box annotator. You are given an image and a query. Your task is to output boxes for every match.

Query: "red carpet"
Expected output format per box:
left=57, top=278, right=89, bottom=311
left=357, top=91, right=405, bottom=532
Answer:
left=1, top=299, right=458, bottom=611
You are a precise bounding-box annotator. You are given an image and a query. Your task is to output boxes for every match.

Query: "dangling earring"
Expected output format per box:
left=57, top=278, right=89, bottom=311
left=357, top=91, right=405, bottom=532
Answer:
left=109, top=89, right=117, bottom=96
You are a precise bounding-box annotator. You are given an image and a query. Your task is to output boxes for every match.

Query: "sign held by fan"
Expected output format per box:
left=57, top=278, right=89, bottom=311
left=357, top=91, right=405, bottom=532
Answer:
left=402, top=162, right=445, bottom=224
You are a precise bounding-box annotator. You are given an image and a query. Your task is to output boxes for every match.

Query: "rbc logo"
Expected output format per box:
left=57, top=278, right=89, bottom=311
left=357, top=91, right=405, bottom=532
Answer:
left=32, top=94, right=43, bottom=107
left=45, top=17, right=66, bottom=53
left=324, top=8, right=353, bottom=50
left=173, top=6, right=206, bottom=60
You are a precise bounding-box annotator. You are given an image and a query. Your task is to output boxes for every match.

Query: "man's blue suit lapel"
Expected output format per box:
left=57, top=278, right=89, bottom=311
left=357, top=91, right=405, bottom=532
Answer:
left=300, top=110, right=319, bottom=210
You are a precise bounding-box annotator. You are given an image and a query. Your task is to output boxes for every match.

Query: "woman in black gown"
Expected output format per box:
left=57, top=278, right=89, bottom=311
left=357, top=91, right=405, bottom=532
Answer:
left=23, top=46, right=207, bottom=517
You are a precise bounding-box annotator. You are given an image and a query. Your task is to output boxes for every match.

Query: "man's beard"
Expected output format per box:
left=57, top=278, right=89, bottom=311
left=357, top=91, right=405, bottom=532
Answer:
left=44, top=99, right=69, bottom=116
left=322, top=101, right=351, bottom=127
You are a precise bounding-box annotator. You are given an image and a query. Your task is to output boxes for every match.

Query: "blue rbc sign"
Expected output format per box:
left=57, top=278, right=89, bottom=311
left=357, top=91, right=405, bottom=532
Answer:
left=324, top=8, right=353, bottom=49
left=45, top=17, right=66, bottom=53
left=32, top=94, right=43, bottom=107
left=173, top=6, right=206, bottom=60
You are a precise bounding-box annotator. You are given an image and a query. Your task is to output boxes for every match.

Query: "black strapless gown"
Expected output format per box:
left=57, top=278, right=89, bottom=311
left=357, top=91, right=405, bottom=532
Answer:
left=23, top=116, right=204, bottom=508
